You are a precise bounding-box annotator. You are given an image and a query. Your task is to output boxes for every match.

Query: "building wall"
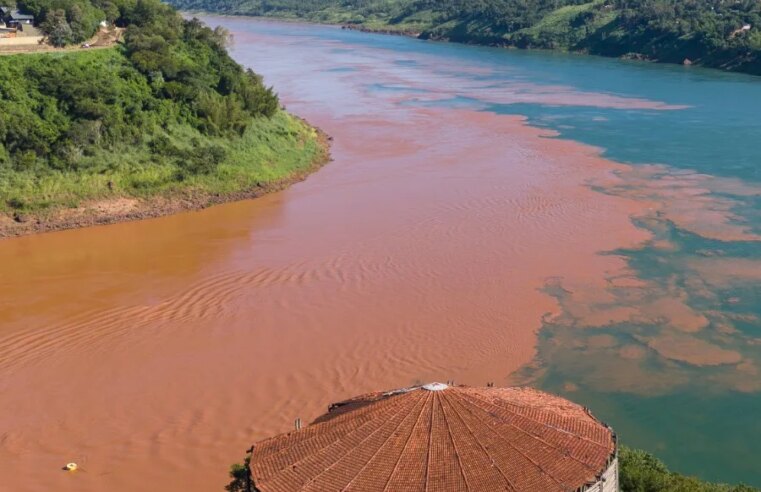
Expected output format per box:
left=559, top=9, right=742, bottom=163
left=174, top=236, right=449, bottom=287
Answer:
left=582, top=457, right=619, bottom=492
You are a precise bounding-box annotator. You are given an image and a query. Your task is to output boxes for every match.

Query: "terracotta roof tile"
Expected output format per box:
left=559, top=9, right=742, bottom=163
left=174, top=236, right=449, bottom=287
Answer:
left=250, top=385, right=616, bottom=492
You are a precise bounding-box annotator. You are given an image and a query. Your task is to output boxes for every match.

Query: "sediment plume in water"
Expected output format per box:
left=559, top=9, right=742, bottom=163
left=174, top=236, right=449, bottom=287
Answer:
left=0, top=111, right=653, bottom=492
left=2, top=17, right=761, bottom=492
left=514, top=161, right=761, bottom=397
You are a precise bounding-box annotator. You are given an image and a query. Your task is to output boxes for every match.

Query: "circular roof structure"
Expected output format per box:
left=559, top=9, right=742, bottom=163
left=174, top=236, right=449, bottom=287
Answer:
left=249, top=384, right=616, bottom=491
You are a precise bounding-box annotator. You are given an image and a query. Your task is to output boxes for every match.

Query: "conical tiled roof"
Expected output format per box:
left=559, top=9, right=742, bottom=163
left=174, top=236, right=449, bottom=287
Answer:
left=250, top=384, right=616, bottom=492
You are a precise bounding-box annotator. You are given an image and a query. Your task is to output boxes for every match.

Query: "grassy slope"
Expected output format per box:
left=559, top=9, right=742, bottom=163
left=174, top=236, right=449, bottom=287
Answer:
left=513, top=1, right=619, bottom=48
left=0, top=48, right=326, bottom=216
left=619, top=446, right=757, bottom=492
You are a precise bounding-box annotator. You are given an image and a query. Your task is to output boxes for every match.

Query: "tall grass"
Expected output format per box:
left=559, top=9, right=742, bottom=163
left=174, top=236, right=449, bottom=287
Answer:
left=0, top=111, right=325, bottom=213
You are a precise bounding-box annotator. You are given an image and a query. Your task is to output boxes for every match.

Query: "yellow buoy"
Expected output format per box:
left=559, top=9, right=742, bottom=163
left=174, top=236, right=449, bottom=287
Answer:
left=64, top=463, right=78, bottom=471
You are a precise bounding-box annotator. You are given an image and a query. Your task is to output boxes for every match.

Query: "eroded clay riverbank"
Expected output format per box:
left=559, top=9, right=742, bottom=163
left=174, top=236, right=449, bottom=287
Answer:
left=0, top=124, right=330, bottom=239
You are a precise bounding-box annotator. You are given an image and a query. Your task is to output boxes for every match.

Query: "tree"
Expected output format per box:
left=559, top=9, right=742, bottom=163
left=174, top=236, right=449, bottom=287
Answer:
left=68, top=4, right=88, bottom=42
left=225, top=447, right=254, bottom=492
left=67, top=3, right=104, bottom=43
left=99, top=1, right=120, bottom=23
left=42, top=9, right=73, bottom=47
left=619, top=446, right=672, bottom=491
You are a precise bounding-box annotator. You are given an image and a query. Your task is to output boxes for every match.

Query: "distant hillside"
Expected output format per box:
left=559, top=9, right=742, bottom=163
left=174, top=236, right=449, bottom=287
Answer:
left=166, top=0, right=761, bottom=76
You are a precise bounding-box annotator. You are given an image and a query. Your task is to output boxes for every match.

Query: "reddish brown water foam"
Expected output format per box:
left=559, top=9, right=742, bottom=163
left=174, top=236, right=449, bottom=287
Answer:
left=1, top=19, right=757, bottom=492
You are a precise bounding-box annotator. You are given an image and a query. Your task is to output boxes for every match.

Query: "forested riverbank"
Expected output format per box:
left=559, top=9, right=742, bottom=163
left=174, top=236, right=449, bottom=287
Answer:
left=0, top=0, right=328, bottom=237
left=168, top=0, right=761, bottom=76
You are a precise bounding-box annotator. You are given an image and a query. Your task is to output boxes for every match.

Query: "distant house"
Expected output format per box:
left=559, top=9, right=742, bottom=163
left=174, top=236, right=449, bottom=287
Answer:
left=6, top=9, right=33, bottom=28
left=742, top=24, right=752, bottom=31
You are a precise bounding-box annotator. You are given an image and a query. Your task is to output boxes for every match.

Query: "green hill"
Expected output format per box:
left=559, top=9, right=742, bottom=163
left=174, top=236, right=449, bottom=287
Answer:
left=0, top=0, right=327, bottom=234
left=166, top=0, right=761, bottom=76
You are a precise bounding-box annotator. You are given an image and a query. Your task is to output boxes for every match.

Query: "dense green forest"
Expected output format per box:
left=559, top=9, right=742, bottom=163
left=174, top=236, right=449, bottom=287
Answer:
left=0, top=0, right=325, bottom=219
left=167, top=0, right=761, bottom=75
left=618, top=447, right=757, bottom=492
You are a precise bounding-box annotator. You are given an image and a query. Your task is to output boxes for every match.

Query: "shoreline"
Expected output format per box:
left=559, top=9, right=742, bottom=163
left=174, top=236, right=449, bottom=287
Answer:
left=0, top=123, right=332, bottom=239
left=187, top=12, right=761, bottom=78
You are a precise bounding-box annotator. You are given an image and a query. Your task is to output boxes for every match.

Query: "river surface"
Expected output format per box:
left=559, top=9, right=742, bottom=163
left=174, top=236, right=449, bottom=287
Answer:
left=2, top=16, right=761, bottom=491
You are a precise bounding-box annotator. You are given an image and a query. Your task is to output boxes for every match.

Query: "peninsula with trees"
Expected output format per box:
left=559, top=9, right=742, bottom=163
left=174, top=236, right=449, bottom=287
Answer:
left=0, top=0, right=328, bottom=237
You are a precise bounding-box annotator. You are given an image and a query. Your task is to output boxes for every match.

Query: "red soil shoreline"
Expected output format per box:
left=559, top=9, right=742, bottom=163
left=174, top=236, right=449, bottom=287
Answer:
left=0, top=125, right=331, bottom=239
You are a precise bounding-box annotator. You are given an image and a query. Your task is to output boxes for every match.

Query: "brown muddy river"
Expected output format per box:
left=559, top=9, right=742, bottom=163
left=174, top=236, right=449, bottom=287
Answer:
left=3, top=17, right=761, bottom=491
